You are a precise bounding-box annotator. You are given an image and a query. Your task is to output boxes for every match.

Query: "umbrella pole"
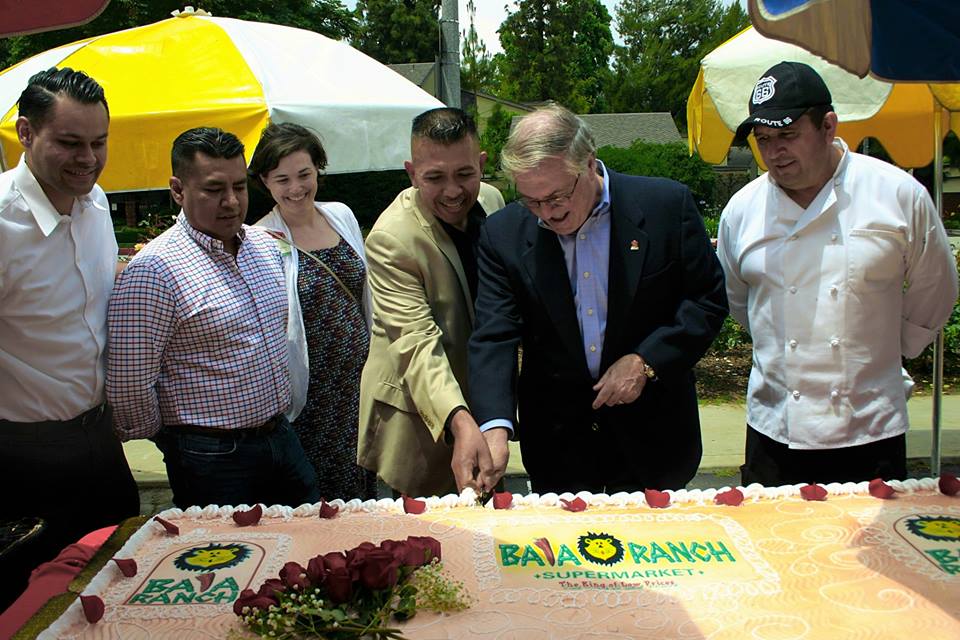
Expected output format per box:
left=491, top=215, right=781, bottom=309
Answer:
left=932, top=100, right=945, bottom=477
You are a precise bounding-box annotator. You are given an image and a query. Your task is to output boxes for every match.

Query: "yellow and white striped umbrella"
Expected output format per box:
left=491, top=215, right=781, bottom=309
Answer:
left=687, top=27, right=955, bottom=169
left=0, top=11, right=443, bottom=191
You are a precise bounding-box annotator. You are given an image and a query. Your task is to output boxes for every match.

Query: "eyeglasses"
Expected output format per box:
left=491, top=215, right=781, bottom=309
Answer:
left=519, top=173, right=581, bottom=211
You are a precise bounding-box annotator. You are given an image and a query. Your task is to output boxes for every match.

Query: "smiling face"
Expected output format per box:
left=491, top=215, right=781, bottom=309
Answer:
left=260, top=149, right=319, bottom=217
left=405, top=135, right=486, bottom=230
left=16, top=95, right=108, bottom=214
left=514, top=154, right=600, bottom=236
left=170, top=152, right=248, bottom=252
left=754, top=111, right=840, bottom=207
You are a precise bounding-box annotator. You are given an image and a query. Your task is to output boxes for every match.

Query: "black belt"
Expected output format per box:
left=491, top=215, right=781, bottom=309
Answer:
left=0, top=403, right=105, bottom=429
left=168, top=415, right=282, bottom=438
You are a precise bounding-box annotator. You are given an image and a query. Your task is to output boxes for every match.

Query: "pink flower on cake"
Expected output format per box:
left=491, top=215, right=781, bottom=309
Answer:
left=868, top=478, right=895, bottom=499
left=645, top=489, right=671, bottom=508
left=152, top=515, right=179, bottom=535
left=560, top=497, right=587, bottom=512
left=714, top=488, right=744, bottom=506
left=940, top=472, right=960, bottom=496
left=318, top=499, right=340, bottom=518
left=232, top=504, right=263, bottom=527
left=493, top=491, right=513, bottom=509
left=402, top=494, right=427, bottom=514
left=112, top=558, right=137, bottom=577
left=800, top=484, right=828, bottom=501
left=79, top=594, right=104, bottom=623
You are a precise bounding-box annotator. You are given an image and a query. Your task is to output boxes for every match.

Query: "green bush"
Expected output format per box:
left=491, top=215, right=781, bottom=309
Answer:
left=597, top=141, right=716, bottom=207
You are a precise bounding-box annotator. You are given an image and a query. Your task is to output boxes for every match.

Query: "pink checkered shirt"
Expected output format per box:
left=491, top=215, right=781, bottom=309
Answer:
left=107, top=213, right=290, bottom=440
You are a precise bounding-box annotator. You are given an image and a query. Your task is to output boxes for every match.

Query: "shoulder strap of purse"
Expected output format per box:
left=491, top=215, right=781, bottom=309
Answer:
left=267, top=231, right=360, bottom=308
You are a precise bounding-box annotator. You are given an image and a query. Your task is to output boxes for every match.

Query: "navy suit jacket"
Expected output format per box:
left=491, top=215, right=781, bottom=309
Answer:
left=468, top=170, right=728, bottom=492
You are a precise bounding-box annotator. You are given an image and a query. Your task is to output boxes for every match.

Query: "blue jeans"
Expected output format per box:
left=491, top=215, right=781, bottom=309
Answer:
left=154, top=417, right=320, bottom=509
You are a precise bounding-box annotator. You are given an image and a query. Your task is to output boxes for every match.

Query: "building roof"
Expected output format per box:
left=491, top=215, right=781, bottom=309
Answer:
left=387, top=62, right=435, bottom=87
left=579, top=113, right=682, bottom=147
left=511, top=112, right=682, bottom=148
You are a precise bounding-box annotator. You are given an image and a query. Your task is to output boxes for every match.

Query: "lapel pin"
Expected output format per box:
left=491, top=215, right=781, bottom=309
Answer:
left=629, top=239, right=639, bottom=251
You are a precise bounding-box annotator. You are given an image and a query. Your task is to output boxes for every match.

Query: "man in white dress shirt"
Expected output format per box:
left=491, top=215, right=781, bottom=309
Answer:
left=717, top=61, right=958, bottom=485
left=0, top=68, right=139, bottom=608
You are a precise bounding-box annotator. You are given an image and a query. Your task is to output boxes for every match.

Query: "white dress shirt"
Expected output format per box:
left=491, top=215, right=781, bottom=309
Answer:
left=717, top=139, right=958, bottom=449
left=0, top=156, right=117, bottom=421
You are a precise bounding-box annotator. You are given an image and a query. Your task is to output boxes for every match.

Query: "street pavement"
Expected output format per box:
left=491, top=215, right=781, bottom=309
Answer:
left=124, top=394, right=960, bottom=512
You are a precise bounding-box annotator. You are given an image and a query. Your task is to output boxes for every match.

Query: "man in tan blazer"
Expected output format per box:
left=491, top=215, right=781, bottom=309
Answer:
left=359, top=108, right=507, bottom=497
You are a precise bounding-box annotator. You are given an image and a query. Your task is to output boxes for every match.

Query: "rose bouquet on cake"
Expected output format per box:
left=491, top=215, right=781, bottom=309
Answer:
left=233, top=536, right=469, bottom=639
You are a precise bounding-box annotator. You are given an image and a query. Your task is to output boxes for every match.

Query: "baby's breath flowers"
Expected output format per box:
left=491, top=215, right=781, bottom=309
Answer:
left=234, top=536, right=470, bottom=639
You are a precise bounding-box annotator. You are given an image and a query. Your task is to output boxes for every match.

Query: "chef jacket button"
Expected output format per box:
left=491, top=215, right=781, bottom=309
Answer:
left=789, top=339, right=798, bottom=349
left=831, top=233, right=838, bottom=242
left=830, top=285, right=839, bottom=296
left=830, top=338, right=840, bottom=348
left=792, top=390, right=801, bottom=399
left=789, top=286, right=797, bottom=294
left=831, top=389, right=840, bottom=399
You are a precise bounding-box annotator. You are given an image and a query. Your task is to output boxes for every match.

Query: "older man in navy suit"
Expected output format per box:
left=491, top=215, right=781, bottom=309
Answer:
left=469, top=105, right=728, bottom=494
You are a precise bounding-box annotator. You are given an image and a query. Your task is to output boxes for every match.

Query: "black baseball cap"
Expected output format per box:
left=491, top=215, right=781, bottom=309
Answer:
left=735, top=61, right=834, bottom=141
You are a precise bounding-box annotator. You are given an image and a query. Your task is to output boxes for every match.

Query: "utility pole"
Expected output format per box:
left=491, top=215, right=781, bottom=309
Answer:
left=438, top=0, right=461, bottom=107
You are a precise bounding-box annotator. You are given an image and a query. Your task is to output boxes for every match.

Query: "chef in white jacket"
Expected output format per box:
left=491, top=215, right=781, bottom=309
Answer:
left=717, top=61, right=958, bottom=485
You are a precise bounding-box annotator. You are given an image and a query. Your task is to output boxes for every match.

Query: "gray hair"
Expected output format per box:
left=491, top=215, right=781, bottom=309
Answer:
left=500, top=104, right=596, bottom=178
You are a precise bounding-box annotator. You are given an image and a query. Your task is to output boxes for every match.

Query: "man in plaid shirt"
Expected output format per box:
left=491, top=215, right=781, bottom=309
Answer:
left=107, top=127, right=319, bottom=509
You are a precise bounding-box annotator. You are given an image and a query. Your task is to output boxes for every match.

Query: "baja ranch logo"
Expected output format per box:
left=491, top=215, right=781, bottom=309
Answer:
left=497, top=528, right=739, bottom=590
left=752, top=75, right=777, bottom=105
left=895, top=514, right=960, bottom=576
left=127, top=542, right=263, bottom=606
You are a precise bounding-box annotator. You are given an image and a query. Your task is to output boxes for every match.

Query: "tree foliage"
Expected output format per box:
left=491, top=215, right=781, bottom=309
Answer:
left=610, top=0, right=748, bottom=127
left=597, top=140, right=716, bottom=206
left=460, top=0, right=497, bottom=95
left=497, top=0, right=614, bottom=113
left=353, top=0, right=440, bottom=64
left=478, top=103, right=514, bottom=173
left=0, top=0, right=359, bottom=70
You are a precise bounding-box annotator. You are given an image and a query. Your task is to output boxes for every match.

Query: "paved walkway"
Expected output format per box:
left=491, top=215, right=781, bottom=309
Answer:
left=124, top=394, right=960, bottom=489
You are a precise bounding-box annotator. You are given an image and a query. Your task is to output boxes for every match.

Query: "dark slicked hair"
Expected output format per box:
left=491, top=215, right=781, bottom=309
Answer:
left=411, top=107, right=477, bottom=144
left=18, top=67, right=108, bottom=129
left=171, top=127, right=245, bottom=179
left=248, top=122, right=328, bottom=183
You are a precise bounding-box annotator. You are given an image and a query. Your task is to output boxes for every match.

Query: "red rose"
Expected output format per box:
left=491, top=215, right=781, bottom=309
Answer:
left=279, top=561, right=310, bottom=590
left=322, top=551, right=347, bottom=570
left=325, top=570, right=353, bottom=604
left=257, top=578, right=286, bottom=600
left=347, top=542, right=377, bottom=580
left=379, top=539, right=414, bottom=566
left=233, top=588, right=277, bottom=615
left=406, top=536, right=441, bottom=564
left=306, top=555, right=326, bottom=584
left=358, top=549, right=400, bottom=591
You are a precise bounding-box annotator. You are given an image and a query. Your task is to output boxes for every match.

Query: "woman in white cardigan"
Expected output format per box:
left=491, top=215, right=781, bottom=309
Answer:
left=250, top=123, right=375, bottom=501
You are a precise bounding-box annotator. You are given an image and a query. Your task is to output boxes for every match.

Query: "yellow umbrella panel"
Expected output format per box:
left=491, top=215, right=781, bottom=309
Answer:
left=0, top=14, right=442, bottom=192
left=687, top=27, right=955, bottom=170
left=0, top=17, right=268, bottom=191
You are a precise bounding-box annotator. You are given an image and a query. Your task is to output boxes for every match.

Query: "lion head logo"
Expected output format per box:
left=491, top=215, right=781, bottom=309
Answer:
left=905, top=516, right=960, bottom=542
left=577, top=532, right=624, bottom=566
left=173, top=543, right=251, bottom=572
